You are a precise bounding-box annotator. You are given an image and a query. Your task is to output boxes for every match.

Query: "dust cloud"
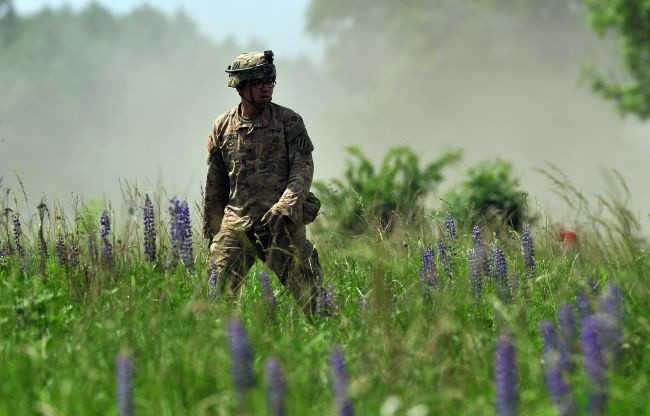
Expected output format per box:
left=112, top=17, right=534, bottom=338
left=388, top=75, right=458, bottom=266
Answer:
left=1, top=2, right=648, bottom=231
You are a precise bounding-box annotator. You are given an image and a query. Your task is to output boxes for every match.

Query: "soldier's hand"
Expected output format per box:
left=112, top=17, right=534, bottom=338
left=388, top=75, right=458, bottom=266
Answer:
left=261, top=208, right=286, bottom=232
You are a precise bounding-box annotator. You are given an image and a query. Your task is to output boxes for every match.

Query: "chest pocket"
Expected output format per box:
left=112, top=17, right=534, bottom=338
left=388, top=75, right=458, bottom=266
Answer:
left=256, top=127, right=288, bottom=178
left=220, top=133, right=242, bottom=175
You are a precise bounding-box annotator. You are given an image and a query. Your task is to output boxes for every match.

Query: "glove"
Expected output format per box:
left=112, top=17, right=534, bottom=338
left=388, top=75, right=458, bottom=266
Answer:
left=261, top=207, right=287, bottom=233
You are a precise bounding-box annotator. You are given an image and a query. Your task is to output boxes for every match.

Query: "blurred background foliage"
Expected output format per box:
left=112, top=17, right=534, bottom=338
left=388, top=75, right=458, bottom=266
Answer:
left=306, top=0, right=650, bottom=120
left=0, top=0, right=649, bottom=233
left=313, top=146, right=461, bottom=234
left=444, top=158, right=528, bottom=231
left=583, top=0, right=650, bottom=119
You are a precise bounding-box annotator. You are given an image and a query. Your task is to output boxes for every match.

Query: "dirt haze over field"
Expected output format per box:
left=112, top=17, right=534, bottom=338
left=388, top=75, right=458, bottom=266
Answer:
left=1, top=2, right=649, bottom=230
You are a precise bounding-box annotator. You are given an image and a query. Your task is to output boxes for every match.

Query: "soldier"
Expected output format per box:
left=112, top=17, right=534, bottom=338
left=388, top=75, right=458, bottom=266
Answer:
left=203, top=50, right=322, bottom=315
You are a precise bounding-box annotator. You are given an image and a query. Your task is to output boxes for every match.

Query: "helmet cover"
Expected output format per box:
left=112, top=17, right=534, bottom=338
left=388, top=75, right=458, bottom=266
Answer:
left=226, top=50, right=276, bottom=88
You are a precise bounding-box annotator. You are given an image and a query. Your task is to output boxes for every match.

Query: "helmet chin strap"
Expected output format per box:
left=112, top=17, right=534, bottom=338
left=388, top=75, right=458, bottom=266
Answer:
left=239, top=84, right=268, bottom=111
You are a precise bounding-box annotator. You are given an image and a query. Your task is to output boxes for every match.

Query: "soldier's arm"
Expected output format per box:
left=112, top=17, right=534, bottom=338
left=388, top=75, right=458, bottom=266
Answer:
left=272, top=114, right=314, bottom=225
left=203, top=129, right=230, bottom=240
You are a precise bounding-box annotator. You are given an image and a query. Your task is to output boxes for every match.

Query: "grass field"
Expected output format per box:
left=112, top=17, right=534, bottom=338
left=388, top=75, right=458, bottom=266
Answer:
left=0, top=192, right=648, bottom=415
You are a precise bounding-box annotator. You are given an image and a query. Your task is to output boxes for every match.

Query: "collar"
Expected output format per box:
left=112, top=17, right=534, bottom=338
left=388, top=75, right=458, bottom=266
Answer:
left=234, top=102, right=272, bottom=130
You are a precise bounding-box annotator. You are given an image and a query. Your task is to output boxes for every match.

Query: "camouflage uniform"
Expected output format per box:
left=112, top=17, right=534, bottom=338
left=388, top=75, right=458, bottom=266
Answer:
left=203, top=100, right=322, bottom=313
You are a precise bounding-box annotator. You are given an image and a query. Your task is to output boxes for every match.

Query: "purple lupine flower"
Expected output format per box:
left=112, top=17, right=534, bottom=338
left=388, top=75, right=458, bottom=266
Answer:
left=467, top=249, right=483, bottom=299
left=557, top=304, right=578, bottom=373
left=228, top=318, right=255, bottom=394
left=473, top=225, right=493, bottom=279
left=444, top=213, right=457, bottom=241
left=116, top=352, right=134, bottom=416
left=100, top=210, right=114, bottom=268
left=208, top=267, right=219, bottom=299
left=68, top=236, right=80, bottom=268
left=37, top=202, right=48, bottom=258
left=522, top=224, right=535, bottom=280
left=318, top=283, right=337, bottom=317
left=330, top=348, right=354, bottom=416
left=265, top=358, right=286, bottom=416
left=419, top=245, right=438, bottom=296
left=472, top=225, right=483, bottom=249
left=143, top=195, right=156, bottom=262
left=540, top=321, right=577, bottom=416
left=492, top=244, right=510, bottom=302
left=597, top=283, right=624, bottom=362
left=55, top=234, right=68, bottom=266
left=495, top=330, right=518, bottom=416
left=437, top=240, right=451, bottom=277
left=2, top=239, right=15, bottom=257
left=169, top=197, right=193, bottom=271
left=576, top=288, right=593, bottom=322
left=258, top=271, right=277, bottom=317
left=11, top=212, right=26, bottom=259
left=169, top=197, right=182, bottom=260
left=180, top=200, right=194, bottom=270
left=581, top=316, right=608, bottom=414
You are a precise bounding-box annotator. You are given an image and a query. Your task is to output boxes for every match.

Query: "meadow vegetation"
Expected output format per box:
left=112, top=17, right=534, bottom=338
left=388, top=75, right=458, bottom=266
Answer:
left=0, top=158, right=647, bottom=415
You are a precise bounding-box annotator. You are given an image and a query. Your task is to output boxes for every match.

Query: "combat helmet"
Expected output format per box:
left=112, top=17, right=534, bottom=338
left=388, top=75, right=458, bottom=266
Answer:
left=225, top=50, right=276, bottom=88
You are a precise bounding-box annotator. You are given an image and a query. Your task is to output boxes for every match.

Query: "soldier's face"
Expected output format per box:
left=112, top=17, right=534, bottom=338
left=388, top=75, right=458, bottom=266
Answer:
left=243, top=77, right=275, bottom=105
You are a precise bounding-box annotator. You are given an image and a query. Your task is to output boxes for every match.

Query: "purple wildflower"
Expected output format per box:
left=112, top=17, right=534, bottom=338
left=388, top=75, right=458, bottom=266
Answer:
left=116, top=352, right=134, bottom=416
left=472, top=225, right=483, bottom=249
left=55, top=234, right=68, bottom=266
left=557, top=304, right=578, bottom=373
left=11, top=212, right=25, bottom=259
left=68, top=236, right=80, bottom=268
left=522, top=224, right=535, bottom=280
left=419, top=245, right=438, bottom=297
left=492, top=244, right=510, bottom=302
left=318, top=283, right=337, bottom=317
left=169, top=197, right=193, bottom=271
left=180, top=200, right=193, bottom=269
left=473, top=225, right=493, bottom=279
left=437, top=240, right=451, bottom=276
left=540, top=321, right=577, bottom=416
left=597, top=283, right=624, bottom=362
left=100, top=210, right=114, bottom=268
left=265, top=358, right=286, bottom=416
left=444, top=213, right=457, bottom=241
left=208, top=267, right=219, bottom=299
left=2, top=239, right=14, bottom=257
left=228, top=318, right=255, bottom=394
left=330, top=348, right=354, bottom=416
left=495, top=330, right=518, bottom=416
left=581, top=315, right=608, bottom=414
left=37, top=202, right=48, bottom=258
left=143, top=195, right=156, bottom=262
left=467, top=249, right=483, bottom=299
left=258, top=271, right=277, bottom=317
left=576, top=288, right=593, bottom=322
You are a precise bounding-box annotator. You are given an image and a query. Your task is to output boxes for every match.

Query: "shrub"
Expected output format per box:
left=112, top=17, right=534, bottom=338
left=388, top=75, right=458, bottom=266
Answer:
left=313, top=146, right=462, bottom=234
left=445, top=158, right=527, bottom=231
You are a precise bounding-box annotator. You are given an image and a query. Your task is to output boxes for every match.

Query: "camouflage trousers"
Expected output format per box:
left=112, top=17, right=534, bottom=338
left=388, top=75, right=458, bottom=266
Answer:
left=208, top=221, right=322, bottom=314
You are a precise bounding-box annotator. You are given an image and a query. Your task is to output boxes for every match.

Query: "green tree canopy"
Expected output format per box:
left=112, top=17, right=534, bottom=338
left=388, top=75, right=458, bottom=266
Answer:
left=585, top=0, right=650, bottom=119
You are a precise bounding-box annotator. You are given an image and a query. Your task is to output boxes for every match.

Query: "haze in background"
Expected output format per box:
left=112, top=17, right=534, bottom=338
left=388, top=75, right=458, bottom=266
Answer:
left=1, top=0, right=649, bottom=229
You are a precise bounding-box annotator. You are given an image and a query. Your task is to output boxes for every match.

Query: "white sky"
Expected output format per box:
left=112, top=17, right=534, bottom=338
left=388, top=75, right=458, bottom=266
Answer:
left=13, top=0, right=324, bottom=60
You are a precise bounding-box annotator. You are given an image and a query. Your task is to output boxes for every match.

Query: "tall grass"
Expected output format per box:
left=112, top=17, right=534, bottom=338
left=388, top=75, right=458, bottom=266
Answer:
left=0, top=177, right=648, bottom=415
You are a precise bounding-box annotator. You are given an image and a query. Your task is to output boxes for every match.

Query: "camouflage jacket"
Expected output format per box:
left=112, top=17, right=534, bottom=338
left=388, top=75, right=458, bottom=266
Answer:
left=202, top=102, right=314, bottom=239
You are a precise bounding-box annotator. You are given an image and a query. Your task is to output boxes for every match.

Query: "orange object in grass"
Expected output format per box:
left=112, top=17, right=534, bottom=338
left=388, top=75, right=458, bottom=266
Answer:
left=558, top=229, right=578, bottom=250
